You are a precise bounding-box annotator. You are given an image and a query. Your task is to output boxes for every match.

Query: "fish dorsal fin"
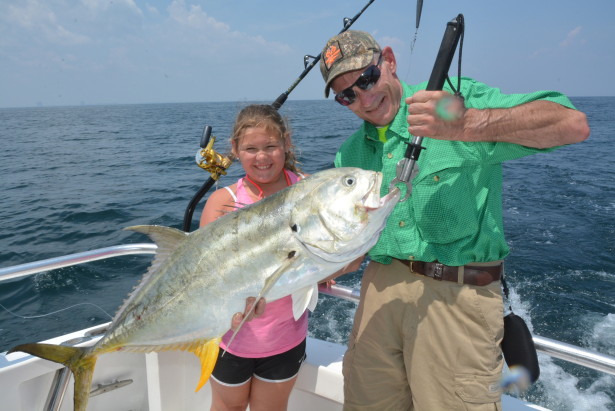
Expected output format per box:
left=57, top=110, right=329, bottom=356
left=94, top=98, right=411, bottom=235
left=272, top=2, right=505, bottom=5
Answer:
left=291, top=285, right=319, bottom=320
left=112, top=225, right=190, bottom=319
left=189, top=338, right=221, bottom=392
left=225, top=251, right=299, bottom=350
left=124, top=225, right=188, bottom=271
left=125, top=225, right=188, bottom=253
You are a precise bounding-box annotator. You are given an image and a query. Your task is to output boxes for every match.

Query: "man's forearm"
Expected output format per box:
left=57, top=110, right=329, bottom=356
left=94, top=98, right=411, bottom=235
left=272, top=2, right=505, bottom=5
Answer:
left=463, top=100, right=590, bottom=148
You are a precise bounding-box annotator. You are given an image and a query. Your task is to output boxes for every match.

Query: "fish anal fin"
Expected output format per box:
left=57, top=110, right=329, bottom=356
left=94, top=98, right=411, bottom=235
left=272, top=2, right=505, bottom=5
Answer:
left=189, top=338, right=221, bottom=392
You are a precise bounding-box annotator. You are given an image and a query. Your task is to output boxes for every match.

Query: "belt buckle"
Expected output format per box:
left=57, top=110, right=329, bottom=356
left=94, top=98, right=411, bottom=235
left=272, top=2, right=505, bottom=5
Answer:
left=433, top=263, right=444, bottom=280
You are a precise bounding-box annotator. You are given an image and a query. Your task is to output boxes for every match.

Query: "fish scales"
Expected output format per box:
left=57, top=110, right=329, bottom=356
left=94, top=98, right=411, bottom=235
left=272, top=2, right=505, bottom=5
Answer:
left=105, top=196, right=297, bottom=349
left=8, top=167, right=400, bottom=411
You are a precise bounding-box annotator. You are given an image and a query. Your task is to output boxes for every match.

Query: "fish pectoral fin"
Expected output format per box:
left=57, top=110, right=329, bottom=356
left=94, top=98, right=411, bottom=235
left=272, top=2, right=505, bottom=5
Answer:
left=190, top=338, right=221, bottom=392
left=291, top=285, right=319, bottom=320
left=225, top=253, right=299, bottom=351
left=262, top=251, right=299, bottom=293
left=307, top=284, right=319, bottom=312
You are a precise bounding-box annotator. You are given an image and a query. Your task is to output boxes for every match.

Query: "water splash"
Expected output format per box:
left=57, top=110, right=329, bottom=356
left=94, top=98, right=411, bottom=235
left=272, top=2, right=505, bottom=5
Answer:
left=507, top=284, right=614, bottom=410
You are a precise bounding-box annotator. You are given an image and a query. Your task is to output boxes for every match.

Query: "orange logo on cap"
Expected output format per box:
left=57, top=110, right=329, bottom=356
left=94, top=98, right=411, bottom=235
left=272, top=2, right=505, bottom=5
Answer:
left=324, top=45, right=342, bottom=69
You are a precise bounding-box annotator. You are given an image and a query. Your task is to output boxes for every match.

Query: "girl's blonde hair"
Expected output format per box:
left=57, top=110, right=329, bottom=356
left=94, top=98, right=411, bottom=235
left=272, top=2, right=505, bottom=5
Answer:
left=230, top=104, right=301, bottom=174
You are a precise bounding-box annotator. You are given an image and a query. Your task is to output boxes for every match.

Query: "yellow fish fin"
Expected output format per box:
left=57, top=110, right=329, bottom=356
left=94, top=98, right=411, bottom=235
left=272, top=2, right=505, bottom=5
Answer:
left=190, top=337, right=221, bottom=392
left=8, top=343, right=96, bottom=411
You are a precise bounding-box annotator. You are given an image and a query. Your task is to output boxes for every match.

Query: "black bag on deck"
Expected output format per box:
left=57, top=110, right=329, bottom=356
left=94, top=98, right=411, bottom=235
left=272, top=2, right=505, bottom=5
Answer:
left=501, top=312, right=540, bottom=383
left=500, top=274, right=540, bottom=383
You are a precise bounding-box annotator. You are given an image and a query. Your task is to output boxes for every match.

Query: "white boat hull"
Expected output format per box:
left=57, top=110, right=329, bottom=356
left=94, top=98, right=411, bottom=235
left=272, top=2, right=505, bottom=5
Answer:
left=1, top=323, right=547, bottom=411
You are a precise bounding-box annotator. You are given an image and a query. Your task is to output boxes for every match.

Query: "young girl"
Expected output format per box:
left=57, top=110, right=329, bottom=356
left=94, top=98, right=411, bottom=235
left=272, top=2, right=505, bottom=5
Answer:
left=200, top=104, right=306, bottom=411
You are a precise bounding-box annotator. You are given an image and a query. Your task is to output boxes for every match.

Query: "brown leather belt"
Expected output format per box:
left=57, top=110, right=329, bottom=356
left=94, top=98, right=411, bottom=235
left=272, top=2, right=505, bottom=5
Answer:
left=395, top=259, right=503, bottom=286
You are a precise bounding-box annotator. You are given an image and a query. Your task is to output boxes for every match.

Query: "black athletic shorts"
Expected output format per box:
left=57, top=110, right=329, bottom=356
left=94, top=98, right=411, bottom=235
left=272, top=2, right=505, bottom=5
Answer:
left=211, top=338, right=307, bottom=386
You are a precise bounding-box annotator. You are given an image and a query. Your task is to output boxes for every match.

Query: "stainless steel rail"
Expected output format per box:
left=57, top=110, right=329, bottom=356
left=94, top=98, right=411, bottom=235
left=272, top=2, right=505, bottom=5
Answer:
left=0, top=243, right=157, bottom=282
left=2, top=245, right=614, bottom=377
left=533, top=335, right=615, bottom=376
left=320, top=284, right=615, bottom=376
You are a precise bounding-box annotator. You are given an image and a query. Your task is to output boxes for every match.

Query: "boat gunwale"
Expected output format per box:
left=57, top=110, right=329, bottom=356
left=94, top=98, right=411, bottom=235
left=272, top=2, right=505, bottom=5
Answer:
left=1, top=244, right=614, bottom=376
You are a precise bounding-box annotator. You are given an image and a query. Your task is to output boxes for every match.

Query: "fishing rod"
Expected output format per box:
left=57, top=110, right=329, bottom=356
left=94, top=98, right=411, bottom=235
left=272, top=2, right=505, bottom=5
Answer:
left=389, top=13, right=464, bottom=201
left=182, top=0, right=380, bottom=232
left=272, top=0, right=377, bottom=109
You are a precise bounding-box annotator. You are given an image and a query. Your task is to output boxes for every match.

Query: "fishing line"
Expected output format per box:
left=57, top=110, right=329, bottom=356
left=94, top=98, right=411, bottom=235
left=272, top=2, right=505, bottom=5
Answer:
left=0, top=301, right=113, bottom=320
left=410, top=0, right=423, bottom=55
left=405, top=0, right=424, bottom=81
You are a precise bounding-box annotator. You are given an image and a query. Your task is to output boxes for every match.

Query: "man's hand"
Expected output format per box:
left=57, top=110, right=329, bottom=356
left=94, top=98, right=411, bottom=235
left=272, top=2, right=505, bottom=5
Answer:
left=231, top=297, right=266, bottom=330
left=407, top=90, right=589, bottom=148
left=406, top=90, right=466, bottom=141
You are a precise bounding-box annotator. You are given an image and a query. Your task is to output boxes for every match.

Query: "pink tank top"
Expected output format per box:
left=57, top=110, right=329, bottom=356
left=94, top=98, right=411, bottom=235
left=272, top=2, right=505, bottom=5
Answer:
left=220, top=169, right=308, bottom=357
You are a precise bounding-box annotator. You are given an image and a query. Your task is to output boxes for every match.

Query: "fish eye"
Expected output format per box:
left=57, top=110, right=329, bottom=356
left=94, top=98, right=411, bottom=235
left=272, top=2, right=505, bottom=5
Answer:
left=343, top=176, right=356, bottom=187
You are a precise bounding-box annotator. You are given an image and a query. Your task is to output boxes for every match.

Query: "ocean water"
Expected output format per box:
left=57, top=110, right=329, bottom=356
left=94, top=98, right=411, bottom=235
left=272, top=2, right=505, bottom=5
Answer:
left=0, top=98, right=613, bottom=410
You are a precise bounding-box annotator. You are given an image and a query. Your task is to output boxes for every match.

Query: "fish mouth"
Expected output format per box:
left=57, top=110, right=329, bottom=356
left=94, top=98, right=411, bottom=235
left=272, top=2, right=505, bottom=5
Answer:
left=362, top=173, right=400, bottom=211
left=360, top=173, right=381, bottom=209
left=379, top=186, right=401, bottom=205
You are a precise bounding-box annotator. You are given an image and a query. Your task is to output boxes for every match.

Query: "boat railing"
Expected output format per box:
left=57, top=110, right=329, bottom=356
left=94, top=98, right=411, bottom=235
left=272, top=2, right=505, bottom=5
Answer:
left=1, top=244, right=614, bottom=377
left=318, top=285, right=615, bottom=376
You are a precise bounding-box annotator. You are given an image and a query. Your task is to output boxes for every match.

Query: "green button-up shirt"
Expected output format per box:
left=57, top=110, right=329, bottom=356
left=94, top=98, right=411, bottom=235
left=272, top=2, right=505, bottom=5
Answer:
left=334, top=78, right=576, bottom=265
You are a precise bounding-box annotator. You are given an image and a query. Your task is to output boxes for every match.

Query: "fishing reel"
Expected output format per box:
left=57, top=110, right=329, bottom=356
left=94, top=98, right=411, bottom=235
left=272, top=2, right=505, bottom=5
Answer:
left=183, top=125, right=233, bottom=232
left=194, top=125, right=233, bottom=180
left=185, top=0, right=379, bottom=231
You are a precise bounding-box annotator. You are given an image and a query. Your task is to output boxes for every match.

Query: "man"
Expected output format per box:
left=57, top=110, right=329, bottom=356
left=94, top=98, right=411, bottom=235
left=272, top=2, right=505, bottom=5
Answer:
left=319, top=30, right=589, bottom=410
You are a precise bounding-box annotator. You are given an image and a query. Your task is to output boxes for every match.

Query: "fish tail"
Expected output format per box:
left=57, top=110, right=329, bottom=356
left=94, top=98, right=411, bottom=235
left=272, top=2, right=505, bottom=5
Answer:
left=190, top=338, right=221, bottom=392
left=9, top=343, right=97, bottom=411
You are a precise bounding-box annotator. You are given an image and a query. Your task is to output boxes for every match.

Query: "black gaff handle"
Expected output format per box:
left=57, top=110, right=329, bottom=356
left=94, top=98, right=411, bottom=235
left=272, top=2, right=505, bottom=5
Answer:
left=426, top=14, right=464, bottom=91
left=272, top=0, right=377, bottom=109
left=404, top=14, right=464, bottom=162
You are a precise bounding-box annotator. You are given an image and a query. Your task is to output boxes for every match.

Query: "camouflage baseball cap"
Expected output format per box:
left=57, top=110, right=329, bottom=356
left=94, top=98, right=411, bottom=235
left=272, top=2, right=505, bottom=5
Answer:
left=320, top=30, right=381, bottom=98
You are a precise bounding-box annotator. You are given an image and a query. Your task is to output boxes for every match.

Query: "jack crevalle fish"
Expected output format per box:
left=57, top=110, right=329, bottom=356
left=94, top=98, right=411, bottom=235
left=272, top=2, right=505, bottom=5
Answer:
left=9, top=167, right=400, bottom=411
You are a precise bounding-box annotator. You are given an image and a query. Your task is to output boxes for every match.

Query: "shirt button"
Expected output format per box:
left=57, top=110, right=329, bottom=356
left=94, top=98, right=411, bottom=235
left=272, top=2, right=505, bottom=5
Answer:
left=433, top=175, right=440, bottom=182
left=409, top=255, right=415, bottom=260
left=387, top=153, right=393, bottom=159
left=399, top=221, right=405, bottom=227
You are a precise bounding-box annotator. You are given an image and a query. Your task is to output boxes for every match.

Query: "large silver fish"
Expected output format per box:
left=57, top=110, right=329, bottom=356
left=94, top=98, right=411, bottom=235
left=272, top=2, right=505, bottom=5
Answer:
left=9, top=167, right=400, bottom=411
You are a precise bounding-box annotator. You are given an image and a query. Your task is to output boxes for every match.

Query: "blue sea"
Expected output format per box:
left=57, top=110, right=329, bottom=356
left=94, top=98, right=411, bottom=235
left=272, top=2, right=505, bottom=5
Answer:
left=0, top=98, right=613, bottom=410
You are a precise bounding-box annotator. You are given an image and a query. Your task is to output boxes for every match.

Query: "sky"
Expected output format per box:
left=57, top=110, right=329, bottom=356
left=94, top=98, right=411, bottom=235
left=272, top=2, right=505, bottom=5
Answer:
left=1, top=0, right=614, bottom=108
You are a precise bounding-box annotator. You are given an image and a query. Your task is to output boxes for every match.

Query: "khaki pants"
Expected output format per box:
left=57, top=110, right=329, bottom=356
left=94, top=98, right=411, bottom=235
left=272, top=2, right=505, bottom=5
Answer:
left=343, top=260, right=504, bottom=411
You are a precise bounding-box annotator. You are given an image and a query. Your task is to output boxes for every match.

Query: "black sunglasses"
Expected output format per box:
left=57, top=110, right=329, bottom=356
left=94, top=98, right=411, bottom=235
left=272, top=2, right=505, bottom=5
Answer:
left=334, top=54, right=383, bottom=106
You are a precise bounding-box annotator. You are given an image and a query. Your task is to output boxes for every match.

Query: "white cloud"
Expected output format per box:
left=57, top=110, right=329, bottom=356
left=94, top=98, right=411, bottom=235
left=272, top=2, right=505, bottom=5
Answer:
left=4, top=0, right=90, bottom=45
left=0, top=0, right=295, bottom=106
left=145, top=4, right=160, bottom=15
left=168, top=0, right=230, bottom=32
left=80, top=0, right=143, bottom=16
left=560, top=26, right=582, bottom=47
left=165, top=0, right=291, bottom=56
